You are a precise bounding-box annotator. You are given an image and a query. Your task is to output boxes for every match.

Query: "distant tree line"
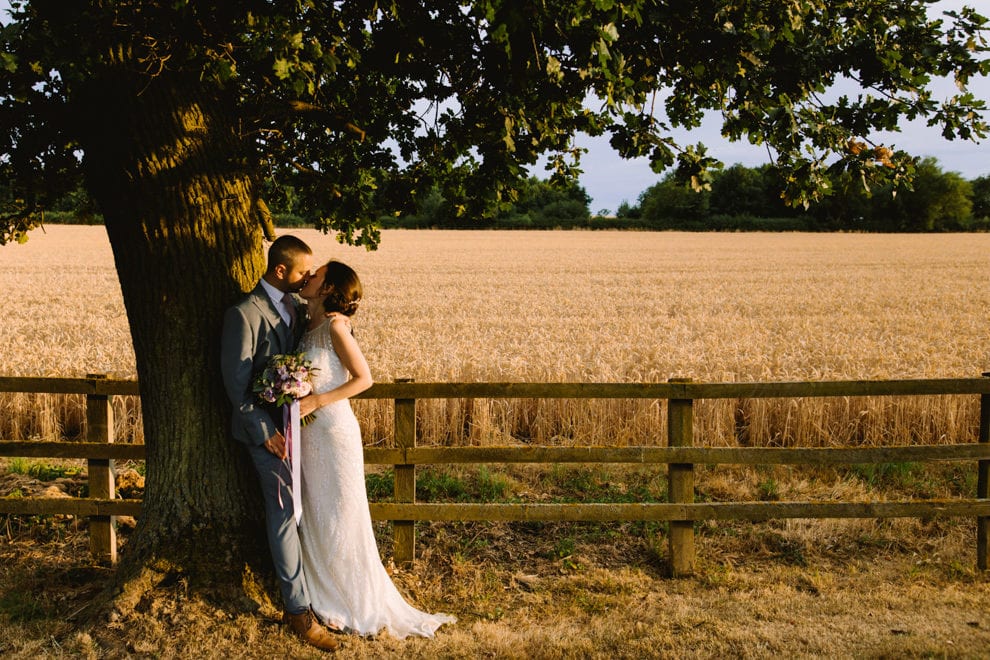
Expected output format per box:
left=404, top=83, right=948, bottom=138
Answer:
left=15, top=159, right=990, bottom=232
left=619, top=158, right=989, bottom=232
left=377, top=158, right=990, bottom=232
left=376, top=177, right=593, bottom=229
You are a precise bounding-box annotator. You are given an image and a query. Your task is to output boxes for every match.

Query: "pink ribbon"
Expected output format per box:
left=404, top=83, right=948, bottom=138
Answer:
left=283, top=401, right=303, bottom=525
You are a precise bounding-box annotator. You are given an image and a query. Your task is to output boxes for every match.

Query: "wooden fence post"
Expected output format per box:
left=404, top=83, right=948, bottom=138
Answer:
left=978, top=372, right=990, bottom=570
left=667, top=378, right=695, bottom=577
left=393, top=378, right=416, bottom=565
left=86, top=373, right=116, bottom=565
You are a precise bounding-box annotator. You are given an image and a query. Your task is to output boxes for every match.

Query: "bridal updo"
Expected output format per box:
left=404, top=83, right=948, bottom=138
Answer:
left=320, top=260, right=363, bottom=317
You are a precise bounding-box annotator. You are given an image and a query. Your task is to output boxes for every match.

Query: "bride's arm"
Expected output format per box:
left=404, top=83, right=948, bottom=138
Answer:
left=299, top=316, right=373, bottom=416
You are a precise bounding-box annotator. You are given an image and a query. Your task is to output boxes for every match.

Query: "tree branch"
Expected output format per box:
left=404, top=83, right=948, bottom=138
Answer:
left=286, top=100, right=366, bottom=142
left=255, top=198, right=276, bottom=242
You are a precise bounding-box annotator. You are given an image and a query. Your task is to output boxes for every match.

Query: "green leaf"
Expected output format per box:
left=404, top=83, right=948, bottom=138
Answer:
left=273, top=58, right=291, bottom=79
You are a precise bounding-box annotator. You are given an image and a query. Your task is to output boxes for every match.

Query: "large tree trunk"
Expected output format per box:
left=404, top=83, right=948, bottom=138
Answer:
left=74, top=66, right=272, bottom=601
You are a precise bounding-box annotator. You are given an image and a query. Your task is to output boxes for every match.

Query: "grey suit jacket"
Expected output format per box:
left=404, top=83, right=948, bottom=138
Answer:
left=220, top=284, right=303, bottom=446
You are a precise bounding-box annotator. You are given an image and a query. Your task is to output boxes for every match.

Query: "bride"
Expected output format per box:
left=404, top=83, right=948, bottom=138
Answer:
left=296, top=259, right=455, bottom=639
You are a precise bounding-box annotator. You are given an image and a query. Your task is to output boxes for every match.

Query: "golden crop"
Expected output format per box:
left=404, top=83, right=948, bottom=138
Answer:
left=2, top=226, right=988, bottom=447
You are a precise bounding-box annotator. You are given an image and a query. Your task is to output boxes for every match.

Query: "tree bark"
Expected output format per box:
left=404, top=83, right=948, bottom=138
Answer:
left=74, top=66, right=271, bottom=596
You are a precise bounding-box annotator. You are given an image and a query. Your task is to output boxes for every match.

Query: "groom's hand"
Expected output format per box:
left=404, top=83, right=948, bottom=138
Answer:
left=264, top=431, right=287, bottom=459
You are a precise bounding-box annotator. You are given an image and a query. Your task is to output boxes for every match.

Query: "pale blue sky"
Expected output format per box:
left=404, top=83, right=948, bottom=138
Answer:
left=576, top=73, right=990, bottom=213
left=576, top=84, right=990, bottom=213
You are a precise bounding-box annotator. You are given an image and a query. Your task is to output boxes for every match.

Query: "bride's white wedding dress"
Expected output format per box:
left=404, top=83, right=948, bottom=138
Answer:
left=297, top=320, right=455, bottom=639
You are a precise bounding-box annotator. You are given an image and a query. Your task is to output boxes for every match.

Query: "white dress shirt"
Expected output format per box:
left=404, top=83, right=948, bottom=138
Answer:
left=259, top=278, right=294, bottom=326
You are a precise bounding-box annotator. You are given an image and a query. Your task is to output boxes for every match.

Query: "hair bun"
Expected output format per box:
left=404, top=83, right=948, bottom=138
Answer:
left=324, top=290, right=361, bottom=316
left=319, top=260, right=363, bottom=317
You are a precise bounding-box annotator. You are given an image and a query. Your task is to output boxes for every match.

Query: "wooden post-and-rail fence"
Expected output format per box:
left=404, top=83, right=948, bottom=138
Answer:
left=2, top=374, right=990, bottom=574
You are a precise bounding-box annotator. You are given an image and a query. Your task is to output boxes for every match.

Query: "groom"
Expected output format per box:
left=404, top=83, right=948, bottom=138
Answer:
left=220, top=234, right=339, bottom=652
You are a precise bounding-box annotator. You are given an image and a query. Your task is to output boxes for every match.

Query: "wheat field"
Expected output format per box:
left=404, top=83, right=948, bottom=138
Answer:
left=1, top=225, right=989, bottom=447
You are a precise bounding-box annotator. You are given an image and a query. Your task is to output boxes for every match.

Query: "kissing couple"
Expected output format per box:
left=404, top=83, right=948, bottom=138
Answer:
left=220, top=235, right=454, bottom=651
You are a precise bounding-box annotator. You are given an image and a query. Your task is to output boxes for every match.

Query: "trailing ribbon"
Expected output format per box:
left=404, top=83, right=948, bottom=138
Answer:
left=284, top=401, right=303, bottom=525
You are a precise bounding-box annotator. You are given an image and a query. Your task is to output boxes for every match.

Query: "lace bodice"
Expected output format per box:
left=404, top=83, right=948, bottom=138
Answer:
left=302, top=319, right=350, bottom=394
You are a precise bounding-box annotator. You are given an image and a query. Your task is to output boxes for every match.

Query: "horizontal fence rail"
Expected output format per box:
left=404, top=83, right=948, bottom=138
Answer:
left=1, top=374, right=988, bottom=572
left=5, top=375, right=990, bottom=399
left=364, top=445, right=990, bottom=465
left=368, top=501, right=990, bottom=522
left=5, top=442, right=990, bottom=465
left=0, top=497, right=142, bottom=517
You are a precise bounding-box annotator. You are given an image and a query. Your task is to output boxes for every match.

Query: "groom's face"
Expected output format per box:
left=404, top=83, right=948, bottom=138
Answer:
left=282, top=253, right=314, bottom=293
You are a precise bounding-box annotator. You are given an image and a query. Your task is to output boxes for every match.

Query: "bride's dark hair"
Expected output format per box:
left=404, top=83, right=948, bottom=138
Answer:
left=320, top=260, right=363, bottom=317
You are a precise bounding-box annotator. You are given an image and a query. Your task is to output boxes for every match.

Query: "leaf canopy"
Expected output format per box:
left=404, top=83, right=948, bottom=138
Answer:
left=1, top=0, right=987, bottom=246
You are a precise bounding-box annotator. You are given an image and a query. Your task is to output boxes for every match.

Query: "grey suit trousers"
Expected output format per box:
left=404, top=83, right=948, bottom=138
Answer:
left=246, top=440, right=310, bottom=614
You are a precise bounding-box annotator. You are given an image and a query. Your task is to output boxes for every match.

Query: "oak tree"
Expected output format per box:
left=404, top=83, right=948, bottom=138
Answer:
left=1, top=0, right=987, bottom=613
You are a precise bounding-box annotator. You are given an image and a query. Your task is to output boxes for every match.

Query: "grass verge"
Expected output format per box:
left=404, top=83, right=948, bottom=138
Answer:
left=2, top=463, right=989, bottom=657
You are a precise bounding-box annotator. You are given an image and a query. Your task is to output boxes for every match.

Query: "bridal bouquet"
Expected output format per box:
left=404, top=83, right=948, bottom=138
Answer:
left=252, top=352, right=318, bottom=425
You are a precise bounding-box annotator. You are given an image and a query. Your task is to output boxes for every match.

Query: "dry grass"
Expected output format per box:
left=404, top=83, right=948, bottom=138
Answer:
left=2, top=227, right=989, bottom=448
left=1, top=509, right=989, bottom=658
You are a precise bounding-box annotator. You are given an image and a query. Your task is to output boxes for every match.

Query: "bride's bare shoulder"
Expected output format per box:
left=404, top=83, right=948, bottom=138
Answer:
left=327, top=313, right=352, bottom=332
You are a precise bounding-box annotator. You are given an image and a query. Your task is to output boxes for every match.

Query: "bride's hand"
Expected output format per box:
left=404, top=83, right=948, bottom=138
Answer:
left=298, top=394, right=321, bottom=418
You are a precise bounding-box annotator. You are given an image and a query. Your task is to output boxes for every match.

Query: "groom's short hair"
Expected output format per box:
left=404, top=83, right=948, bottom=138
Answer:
left=267, top=235, right=312, bottom=273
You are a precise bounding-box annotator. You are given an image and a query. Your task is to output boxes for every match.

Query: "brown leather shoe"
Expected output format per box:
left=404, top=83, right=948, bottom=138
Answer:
left=284, top=610, right=340, bottom=652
